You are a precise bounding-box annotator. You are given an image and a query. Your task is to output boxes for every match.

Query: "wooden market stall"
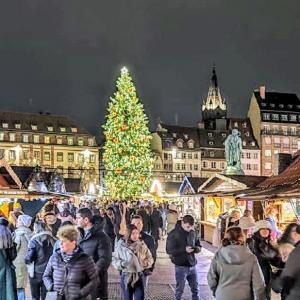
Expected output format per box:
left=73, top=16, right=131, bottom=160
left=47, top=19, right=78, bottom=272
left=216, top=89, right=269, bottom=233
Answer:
left=197, top=173, right=267, bottom=243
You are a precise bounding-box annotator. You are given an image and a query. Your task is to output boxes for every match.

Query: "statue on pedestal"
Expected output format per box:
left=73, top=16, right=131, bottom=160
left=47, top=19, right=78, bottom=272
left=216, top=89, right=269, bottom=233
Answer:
left=224, top=129, right=244, bottom=175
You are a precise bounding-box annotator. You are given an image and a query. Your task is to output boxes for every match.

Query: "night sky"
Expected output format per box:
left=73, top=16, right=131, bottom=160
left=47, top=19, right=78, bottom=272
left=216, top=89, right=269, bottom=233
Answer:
left=0, top=1, right=300, bottom=139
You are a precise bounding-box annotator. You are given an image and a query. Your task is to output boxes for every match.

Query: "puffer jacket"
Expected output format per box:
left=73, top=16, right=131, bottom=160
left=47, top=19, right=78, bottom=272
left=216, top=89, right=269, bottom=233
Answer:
left=112, top=238, right=153, bottom=272
left=207, top=244, right=265, bottom=300
left=78, top=226, right=112, bottom=272
left=43, top=248, right=97, bottom=300
left=166, top=223, right=201, bottom=267
left=13, top=226, right=32, bottom=288
left=25, top=231, right=55, bottom=281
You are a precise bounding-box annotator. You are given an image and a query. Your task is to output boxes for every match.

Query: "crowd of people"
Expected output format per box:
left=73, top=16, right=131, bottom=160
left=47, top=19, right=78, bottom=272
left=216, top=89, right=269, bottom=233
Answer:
left=0, top=199, right=300, bottom=300
left=208, top=208, right=300, bottom=300
left=0, top=200, right=184, bottom=300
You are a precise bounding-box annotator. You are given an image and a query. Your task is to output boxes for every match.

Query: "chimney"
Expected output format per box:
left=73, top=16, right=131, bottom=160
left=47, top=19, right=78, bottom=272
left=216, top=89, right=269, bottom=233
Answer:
left=259, top=86, right=266, bottom=99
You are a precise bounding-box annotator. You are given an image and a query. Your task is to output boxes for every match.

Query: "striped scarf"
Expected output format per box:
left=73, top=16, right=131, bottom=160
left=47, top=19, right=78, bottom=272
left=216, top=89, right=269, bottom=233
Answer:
left=61, top=247, right=79, bottom=264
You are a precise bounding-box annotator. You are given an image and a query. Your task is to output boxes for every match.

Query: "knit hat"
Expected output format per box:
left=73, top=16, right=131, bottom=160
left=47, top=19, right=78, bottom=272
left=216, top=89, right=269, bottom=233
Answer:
left=239, top=216, right=255, bottom=230
left=253, top=220, right=272, bottom=233
left=17, top=214, right=32, bottom=228
left=169, top=204, right=177, bottom=211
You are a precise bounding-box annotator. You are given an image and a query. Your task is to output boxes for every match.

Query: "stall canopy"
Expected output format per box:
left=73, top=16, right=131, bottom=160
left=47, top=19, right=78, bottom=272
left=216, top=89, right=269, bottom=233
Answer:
left=179, top=176, right=207, bottom=195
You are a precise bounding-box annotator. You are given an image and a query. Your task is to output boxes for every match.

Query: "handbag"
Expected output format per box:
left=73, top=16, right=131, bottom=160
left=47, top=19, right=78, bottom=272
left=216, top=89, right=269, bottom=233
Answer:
left=45, top=291, right=59, bottom=300
left=270, top=269, right=283, bottom=294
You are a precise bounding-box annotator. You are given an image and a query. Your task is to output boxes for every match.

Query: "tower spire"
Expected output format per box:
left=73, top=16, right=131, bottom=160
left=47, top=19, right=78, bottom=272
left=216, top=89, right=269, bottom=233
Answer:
left=201, top=64, right=227, bottom=121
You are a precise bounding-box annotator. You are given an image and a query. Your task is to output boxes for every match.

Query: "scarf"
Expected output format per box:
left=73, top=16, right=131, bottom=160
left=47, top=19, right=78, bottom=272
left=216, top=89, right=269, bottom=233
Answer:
left=61, top=247, right=80, bottom=264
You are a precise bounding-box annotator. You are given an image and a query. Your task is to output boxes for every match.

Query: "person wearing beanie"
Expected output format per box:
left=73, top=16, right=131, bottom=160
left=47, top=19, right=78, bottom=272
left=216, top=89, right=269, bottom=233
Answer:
left=0, top=217, right=18, bottom=300
left=43, top=212, right=61, bottom=237
left=13, top=215, right=33, bottom=300
left=248, top=220, right=283, bottom=300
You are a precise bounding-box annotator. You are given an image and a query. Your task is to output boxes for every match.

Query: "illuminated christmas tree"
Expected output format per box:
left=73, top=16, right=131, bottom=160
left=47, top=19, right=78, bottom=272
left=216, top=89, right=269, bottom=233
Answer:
left=102, top=67, right=153, bottom=199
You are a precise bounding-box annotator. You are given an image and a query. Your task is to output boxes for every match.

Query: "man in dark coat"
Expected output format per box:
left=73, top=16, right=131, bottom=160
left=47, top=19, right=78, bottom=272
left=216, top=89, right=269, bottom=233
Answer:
left=76, top=208, right=112, bottom=300
left=150, top=207, right=163, bottom=249
left=131, top=214, right=156, bottom=286
left=281, top=225, right=300, bottom=300
left=137, top=206, right=150, bottom=233
left=166, top=215, right=202, bottom=300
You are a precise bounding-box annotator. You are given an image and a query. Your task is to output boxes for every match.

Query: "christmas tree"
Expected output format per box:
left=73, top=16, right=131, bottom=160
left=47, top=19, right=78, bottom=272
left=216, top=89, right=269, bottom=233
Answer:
left=102, top=67, right=153, bottom=199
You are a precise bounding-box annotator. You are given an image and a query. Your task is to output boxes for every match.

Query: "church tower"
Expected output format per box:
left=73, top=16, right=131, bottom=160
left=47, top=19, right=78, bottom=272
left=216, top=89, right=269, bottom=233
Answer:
left=202, top=65, right=227, bottom=122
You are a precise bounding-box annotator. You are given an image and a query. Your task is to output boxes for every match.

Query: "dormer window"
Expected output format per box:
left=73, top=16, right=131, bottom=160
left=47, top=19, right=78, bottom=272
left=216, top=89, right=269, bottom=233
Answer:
left=183, top=134, right=188, bottom=140
left=209, top=141, right=214, bottom=146
left=60, top=127, right=66, bottom=132
left=279, top=104, right=284, bottom=109
left=209, top=151, right=215, bottom=157
left=172, top=133, right=177, bottom=138
left=290, top=115, right=297, bottom=122
left=263, top=113, right=271, bottom=121
left=245, top=132, right=250, bottom=137
left=251, top=141, right=255, bottom=146
left=177, top=140, right=183, bottom=148
left=71, top=127, right=77, bottom=133
left=272, top=114, right=279, bottom=121
left=288, top=104, right=293, bottom=109
left=187, top=140, right=194, bottom=149
left=281, top=115, right=288, bottom=121
left=2, top=123, right=8, bottom=128
left=222, top=133, right=226, bottom=138
left=270, top=103, right=275, bottom=108
left=15, top=124, right=21, bottom=129
left=47, top=126, right=53, bottom=132
left=297, top=105, right=300, bottom=109
left=243, top=140, right=247, bottom=146
left=31, top=125, right=37, bottom=130
left=208, top=132, right=213, bottom=137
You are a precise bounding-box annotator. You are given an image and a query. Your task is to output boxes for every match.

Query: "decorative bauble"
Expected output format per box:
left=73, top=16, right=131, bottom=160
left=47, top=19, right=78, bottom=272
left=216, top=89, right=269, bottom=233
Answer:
left=115, top=168, right=122, bottom=174
left=113, top=138, right=119, bottom=144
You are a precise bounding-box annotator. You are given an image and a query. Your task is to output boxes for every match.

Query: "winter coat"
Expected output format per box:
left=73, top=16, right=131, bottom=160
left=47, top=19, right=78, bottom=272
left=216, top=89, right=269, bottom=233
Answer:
left=138, top=208, right=150, bottom=233
left=112, top=238, right=153, bottom=284
left=281, top=242, right=300, bottom=300
left=13, top=226, right=32, bottom=288
left=78, top=226, right=112, bottom=272
left=140, top=232, right=156, bottom=273
left=0, top=245, right=17, bottom=300
left=25, top=231, right=55, bottom=281
left=43, top=248, right=98, bottom=300
left=44, top=215, right=61, bottom=237
left=150, top=209, right=163, bottom=240
left=248, top=234, right=282, bottom=286
left=207, top=244, right=265, bottom=300
left=166, top=210, right=178, bottom=234
left=166, top=224, right=201, bottom=267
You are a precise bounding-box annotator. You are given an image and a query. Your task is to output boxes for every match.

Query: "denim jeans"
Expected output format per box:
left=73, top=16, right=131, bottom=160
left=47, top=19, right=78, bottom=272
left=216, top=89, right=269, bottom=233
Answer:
left=120, top=272, right=145, bottom=300
left=175, top=265, right=200, bottom=300
left=17, top=288, right=25, bottom=300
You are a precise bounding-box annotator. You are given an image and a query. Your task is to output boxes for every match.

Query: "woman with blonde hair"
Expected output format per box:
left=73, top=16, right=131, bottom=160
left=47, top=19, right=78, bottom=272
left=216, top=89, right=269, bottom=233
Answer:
left=208, top=226, right=265, bottom=300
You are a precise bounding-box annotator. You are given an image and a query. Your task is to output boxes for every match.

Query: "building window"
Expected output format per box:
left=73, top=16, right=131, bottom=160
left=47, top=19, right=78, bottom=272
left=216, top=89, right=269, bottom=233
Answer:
left=67, top=153, right=74, bottom=162
left=272, top=114, right=279, bottom=121
left=292, top=139, right=298, bottom=149
left=0, top=132, right=4, bottom=141
left=175, top=163, right=180, bottom=170
left=264, top=150, right=272, bottom=157
left=163, top=164, right=168, bottom=170
left=182, top=152, right=186, bottom=159
left=242, top=141, right=247, bottom=146
left=251, top=141, right=256, bottom=146
left=262, top=113, right=271, bottom=121
left=273, top=126, right=279, bottom=134
left=188, top=141, right=194, bottom=149
left=253, top=164, right=258, bottom=170
left=89, top=154, right=96, bottom=163
left=23, top=150, right=29, bottom=160
left=181, top=164, right=186, bottom=170
left=194, top=153, right=198, bottom=159
left=291, top=127, right=297, bottom=135
left=9, top=133, right=15, bottom=142
left=190, top=164, right=193, bottom=171
left=202, top=161, right=207, bottom=168
left=279, top=104, right=284, bottom=109
left=172, top=133, right=177, bottom=138
left=88, top=138, right=94, bottom=146
left=283, top=138, right=289, bottom=148
left=78, top=138, right=84, bottom=146
left=34, top=151, right=40, bottom=159
left=0, top=149, right=4, bottom=159
left=31, top=125, right=37, bottom=130
left=194, top=164, right=198, bottom=171
left=163, top=153, right=168, bottom=160
left=241, top=152, right=244, bottom=159
left=188, top=153, right=192, bottom=159
left=15, top=124, right=21, bottom=129
left=209, top=151, right=214, bottom=157
left=281, top=115, right=288, bottom=121
left=265, top=137, right=271, bottom=144
left=56, top=152, right=64, bottom=162
left=253, top=153, right=258, bottom=159
left=164, top=140, right=172, bottom=148
left=60, top=127, right=66, bottom=132
left=33, top=135, right=39, bottom=143
left=211, top=162, right=216, bottom=169
left=282, top=127, right=288, bottom=135
left=9, top=150, right=16, bottom=160
left=67, top=137, right=74, bottom=145
left=57, top=137, right=63, bottom=145
left=47, top=126, right=53, bottom=132
left=208, top=133, right=213, bottom=137
left=220, top=162, right=225, bottom=169
left=22, top=134, right=28, bottom=143
left=71, top=127, right=77, bottom=133
left=246, top=152, right=251, bottom=159
left=290, top=115, right=297, bottom=122
left=44, top=152, right=51, bottom=161
left=265, top=162, right=272, bottom=170
left=177, top=140, right=183, bottom=148
left=44, top=136, right=50, bottom=144
left=2, top=123, right=8, bottom=128
left=246, top=164, right=251, bottom=170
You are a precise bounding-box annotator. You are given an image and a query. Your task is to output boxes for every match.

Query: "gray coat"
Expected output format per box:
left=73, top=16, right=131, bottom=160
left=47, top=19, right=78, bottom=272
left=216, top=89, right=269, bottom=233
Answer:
left=207, top=245, right=265, bottom=300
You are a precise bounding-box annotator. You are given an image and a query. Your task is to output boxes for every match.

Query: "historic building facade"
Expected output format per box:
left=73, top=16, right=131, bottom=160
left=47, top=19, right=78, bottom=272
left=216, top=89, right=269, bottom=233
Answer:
left=248, top=87, right=300, bottom=176
left=0, top=111, right=99, bottom=178
left=151, top=67, right=261, bottom=181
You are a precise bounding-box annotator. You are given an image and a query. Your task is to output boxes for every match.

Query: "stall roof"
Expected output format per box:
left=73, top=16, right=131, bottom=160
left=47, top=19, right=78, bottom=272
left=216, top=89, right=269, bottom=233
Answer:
left=65, top=178, right=81, bottom=193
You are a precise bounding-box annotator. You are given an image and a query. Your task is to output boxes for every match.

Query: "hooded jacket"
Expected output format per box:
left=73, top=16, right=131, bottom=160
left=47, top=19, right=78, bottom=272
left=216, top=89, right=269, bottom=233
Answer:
left=166, top=223, right=201, bottom=267
left=207, top=244, right=265, bottom=300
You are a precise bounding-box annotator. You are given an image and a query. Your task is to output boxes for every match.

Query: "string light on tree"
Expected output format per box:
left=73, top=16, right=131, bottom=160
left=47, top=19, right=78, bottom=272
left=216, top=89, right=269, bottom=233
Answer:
left=102, top=66, right=153, bottom=199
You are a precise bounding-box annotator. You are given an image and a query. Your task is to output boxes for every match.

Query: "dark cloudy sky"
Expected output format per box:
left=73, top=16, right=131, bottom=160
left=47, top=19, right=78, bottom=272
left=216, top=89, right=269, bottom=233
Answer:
left=0, top=1, right=300, bottom=138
